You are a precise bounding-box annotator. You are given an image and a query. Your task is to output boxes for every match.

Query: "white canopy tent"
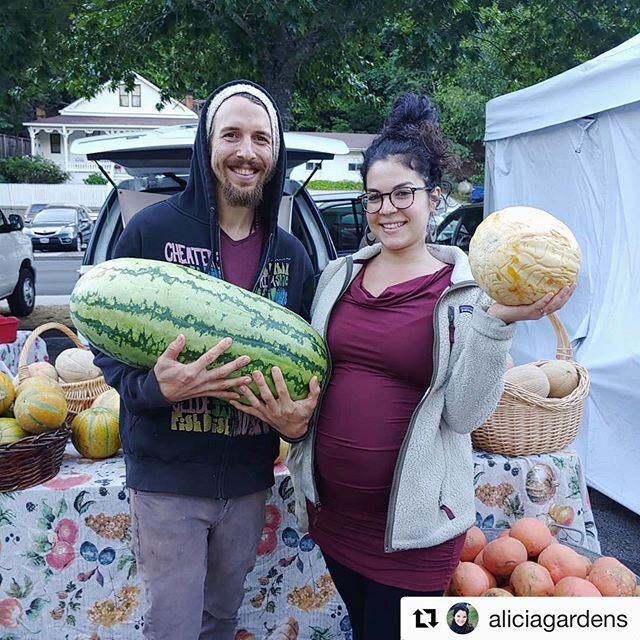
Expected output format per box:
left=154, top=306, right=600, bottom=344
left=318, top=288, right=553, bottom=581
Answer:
left=484, top=34, right=640, bottom=515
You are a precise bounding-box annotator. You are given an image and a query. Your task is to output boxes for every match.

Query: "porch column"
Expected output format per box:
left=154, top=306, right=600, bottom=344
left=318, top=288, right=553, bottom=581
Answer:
left=28, top=128, right=36, bottom=157
left=62, top=125, right=70, bottom=171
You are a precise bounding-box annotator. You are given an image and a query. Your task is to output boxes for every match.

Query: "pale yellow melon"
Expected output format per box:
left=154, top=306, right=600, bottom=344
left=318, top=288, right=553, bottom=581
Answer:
left=26, top=361, right=59, bottom=381
left=469, top=206, right=581, bottom=305
left=55, top=348, right=101, bottom=383
left=538, top=360, right=580, bottom=398
left=504, top=364, right=550, bottom=397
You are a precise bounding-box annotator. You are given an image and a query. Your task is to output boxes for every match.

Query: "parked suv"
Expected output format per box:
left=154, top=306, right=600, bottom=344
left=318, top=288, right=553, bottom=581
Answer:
left=0, top=208, right=36, bottom=316
left=72, top=125, right=348, bottom=278
left=25, top=205, right=94, bottom=252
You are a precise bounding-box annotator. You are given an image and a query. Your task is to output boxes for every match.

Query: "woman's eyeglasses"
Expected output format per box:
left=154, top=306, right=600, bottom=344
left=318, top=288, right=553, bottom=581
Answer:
left=357, top=186, right=432, bottom=214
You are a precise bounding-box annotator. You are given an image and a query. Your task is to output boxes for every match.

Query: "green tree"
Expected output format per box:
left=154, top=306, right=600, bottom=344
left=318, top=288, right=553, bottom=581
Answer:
left=60, top=0, right=456, bottom=128
left=0, top=0, right=80, bottom=132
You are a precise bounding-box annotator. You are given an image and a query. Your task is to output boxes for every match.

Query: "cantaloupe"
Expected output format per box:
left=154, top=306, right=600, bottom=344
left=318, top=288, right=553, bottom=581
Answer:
left=468, top=206, right=581, bottom=305
left=26, top=361, right=59, bottom=381
left=71, top=407, right=120, bottom=459
left=14, top=387, right=68, bottom=434
left=55, top=348, right=101, bottom=383
left=538, top=360, right=580, bottom=398
left=504, top=364, right=550, bottom=397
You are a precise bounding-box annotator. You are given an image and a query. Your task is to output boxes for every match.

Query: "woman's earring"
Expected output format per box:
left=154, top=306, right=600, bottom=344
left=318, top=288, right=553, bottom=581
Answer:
left=427, top=214, right=438, bottom=242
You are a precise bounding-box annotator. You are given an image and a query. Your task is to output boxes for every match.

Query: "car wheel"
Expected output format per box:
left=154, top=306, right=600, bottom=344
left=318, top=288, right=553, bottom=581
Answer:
left=7, top=267, right=36, bottom=317
left=70, top=235, right=82, bottom=252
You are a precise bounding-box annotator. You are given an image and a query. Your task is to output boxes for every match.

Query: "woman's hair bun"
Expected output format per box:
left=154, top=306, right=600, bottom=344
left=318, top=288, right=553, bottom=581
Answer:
left=382, top=93, right=439, bottom=138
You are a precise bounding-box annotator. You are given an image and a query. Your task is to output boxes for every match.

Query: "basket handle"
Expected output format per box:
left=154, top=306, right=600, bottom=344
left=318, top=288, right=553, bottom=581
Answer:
left=547, top=312, right=574, bottom=361
left=18, top=322, right=85, bottom=383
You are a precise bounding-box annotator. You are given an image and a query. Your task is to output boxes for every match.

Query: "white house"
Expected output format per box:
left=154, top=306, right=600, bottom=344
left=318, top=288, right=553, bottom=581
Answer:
left=289, top=132, right=374, bottom=184
left=23, top=73, right=198, bottom=184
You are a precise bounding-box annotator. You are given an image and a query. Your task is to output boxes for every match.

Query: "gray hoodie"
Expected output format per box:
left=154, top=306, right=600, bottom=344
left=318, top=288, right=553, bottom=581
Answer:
left=288, top=243, right=516, bottom=552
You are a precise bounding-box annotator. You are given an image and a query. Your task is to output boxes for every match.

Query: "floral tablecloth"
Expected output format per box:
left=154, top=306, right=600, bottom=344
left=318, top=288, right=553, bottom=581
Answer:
left=0, top=447, right=598, bottom=639
left=0, top=330, right=49, bottom=378
left=473, top=449, right=600, bottom=553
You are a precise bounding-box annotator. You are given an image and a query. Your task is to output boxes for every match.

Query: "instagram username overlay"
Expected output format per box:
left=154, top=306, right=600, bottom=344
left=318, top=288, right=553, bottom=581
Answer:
left=400, top=597, right=639, bottom=639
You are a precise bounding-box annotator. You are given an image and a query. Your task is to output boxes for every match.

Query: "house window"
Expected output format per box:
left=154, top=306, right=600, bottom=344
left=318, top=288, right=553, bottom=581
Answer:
left=119, top=83, right=142, bottom=107
left=305, top=161, right=321, bottom=171
left=50, top=133, right=61, bottom=154
left=131, top=84, right=141, bottom=107
left=119, top=85, right=129, bottom=107
left=348, top=162, right=362, bottom=172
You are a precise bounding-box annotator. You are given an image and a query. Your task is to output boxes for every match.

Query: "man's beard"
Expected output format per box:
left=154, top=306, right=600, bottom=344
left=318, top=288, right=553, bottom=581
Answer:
left=221, top=180, right=265, bottom=207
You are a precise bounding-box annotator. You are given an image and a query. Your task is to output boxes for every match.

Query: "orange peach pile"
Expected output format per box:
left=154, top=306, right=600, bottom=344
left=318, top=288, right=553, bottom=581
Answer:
left=448, top=518, right=639, bottom=597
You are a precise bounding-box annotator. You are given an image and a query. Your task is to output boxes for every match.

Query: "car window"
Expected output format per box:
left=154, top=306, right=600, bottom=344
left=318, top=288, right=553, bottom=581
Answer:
left=33, top=209, right=76, bottom=224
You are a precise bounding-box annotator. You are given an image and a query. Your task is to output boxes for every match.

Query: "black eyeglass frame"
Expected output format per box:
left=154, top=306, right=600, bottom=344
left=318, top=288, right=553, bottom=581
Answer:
left=357, top=186, right=433, bottom=214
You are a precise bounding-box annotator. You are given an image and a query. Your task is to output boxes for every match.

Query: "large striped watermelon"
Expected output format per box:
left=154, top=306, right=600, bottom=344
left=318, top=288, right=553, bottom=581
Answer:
left=70, top=258, right=328, bottom=401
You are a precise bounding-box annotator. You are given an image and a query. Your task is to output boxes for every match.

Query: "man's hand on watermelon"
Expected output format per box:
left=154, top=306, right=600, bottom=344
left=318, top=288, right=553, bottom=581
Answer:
left=154, top=334, right=253, bottom=403
left=487, top=283, right=576, bottom=325
left=229, top=367, right=320, bottom=439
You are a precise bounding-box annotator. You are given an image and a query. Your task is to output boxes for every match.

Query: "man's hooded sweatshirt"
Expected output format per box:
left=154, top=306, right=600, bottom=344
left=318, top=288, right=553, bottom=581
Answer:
left=94, top=81, right=315, bottom=499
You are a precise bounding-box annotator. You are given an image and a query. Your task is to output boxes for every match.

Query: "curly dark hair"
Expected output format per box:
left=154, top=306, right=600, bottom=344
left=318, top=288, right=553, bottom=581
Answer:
left=361, top=92, right=456, bottom=189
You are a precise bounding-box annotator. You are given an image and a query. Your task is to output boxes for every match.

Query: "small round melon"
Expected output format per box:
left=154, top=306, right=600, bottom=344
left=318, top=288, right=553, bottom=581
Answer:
left=0, top=417, right=30, bottom=444
left=504, top=363, right=550, bottom=397
left=0, top=371, right=15, bottom=414
left=55, top=348, right=101, bottom=383
left=15, top=375, right=63, bottom=398
left=91, top=388, right=120, bottom=417
left=26, top=361, right=59, bottom=381
left=14, top=387, right=68, bottom=434
left=71, top=407, right=120, bottom=459
left=538, top=360, right=580, bottom=398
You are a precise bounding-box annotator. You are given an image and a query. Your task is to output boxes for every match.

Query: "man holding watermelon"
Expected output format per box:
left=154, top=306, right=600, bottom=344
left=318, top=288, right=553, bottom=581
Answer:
left=93, top=81, right=320, bottom=639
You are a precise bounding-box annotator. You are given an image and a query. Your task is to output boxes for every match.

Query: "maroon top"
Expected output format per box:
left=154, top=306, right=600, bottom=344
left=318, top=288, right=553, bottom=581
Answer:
left=220, top=226, right=264, bottom=289
left=308, top=264, right=464, bottom=590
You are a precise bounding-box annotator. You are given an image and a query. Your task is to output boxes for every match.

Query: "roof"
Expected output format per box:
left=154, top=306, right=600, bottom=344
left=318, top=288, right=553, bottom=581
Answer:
left=485, top=33, right=640, bottom=141
left=23, top=115, right=198, bottom=128
left=299, top=131, right=376, bottom=151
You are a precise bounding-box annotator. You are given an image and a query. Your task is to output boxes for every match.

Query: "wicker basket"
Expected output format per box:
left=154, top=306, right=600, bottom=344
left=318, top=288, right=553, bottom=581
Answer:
left=18, top=322, right=111, bottom=420
left=0, top=425, right=70, bottom=491
left=471, top=312, right=590, bottom=456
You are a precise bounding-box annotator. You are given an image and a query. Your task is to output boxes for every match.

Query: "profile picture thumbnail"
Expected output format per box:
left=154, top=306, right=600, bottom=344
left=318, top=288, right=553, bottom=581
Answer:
left=447, top=602, right=478, bottom=634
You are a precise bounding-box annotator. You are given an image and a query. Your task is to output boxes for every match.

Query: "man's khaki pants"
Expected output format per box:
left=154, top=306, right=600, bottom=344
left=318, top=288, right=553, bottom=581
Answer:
left=130, top=488, right=268, bottom=640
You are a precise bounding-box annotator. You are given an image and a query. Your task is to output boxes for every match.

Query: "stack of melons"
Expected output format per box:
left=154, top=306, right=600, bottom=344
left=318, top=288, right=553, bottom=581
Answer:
left=504, top=360, right=580, bottom=399
left=0, top=370, right=68, bottom=444
left=448, top=519, right=639, bottom=597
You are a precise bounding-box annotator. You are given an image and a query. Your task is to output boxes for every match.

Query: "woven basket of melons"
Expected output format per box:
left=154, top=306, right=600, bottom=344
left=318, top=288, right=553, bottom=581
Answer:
left=471, top=312, right=590, bottom=456
left=17, top=322, right=111, bottom=420
left=0, top=369, right=70, bottom=491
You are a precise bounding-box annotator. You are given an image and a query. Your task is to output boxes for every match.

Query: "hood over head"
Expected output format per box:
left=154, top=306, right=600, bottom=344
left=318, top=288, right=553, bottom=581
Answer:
left=170, top=80, right=287, bottom=278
